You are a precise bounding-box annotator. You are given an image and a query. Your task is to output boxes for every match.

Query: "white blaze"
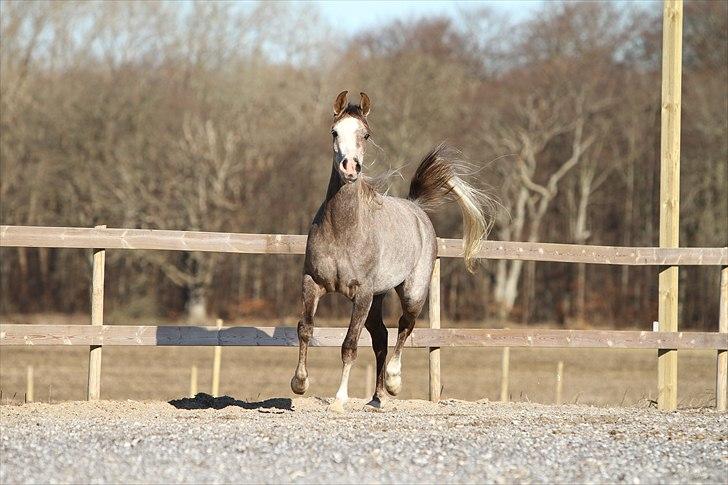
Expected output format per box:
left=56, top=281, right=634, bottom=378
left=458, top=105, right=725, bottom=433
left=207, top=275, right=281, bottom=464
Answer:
left=333, top=117, right=364, bottom=164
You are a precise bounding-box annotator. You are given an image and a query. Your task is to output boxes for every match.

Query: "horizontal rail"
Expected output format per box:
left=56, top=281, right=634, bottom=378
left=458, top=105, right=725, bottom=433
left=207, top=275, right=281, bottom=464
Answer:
left=1, top=325, right=725, bottom=349
left=1, top=226, right=726, bottom=265
left=0, top=225, right=307, bottom=255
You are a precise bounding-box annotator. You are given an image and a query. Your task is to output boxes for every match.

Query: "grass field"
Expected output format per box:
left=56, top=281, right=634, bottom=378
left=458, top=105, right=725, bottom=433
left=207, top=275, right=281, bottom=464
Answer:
left=0, top=314, right=721, bottom=407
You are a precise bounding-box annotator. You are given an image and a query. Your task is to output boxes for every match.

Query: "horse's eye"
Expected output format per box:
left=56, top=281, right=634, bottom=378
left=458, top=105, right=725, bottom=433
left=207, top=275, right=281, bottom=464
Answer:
left=331, top=130, right=338, bottom=138
left=364, top=133, right=370, bottom=140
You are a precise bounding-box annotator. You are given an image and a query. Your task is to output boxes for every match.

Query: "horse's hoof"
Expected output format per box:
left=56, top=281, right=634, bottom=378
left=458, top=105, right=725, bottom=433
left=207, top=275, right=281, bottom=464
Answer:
left=327, top=399, right=346, bottom=413
left=364, top=397, right=386, bottom=412
left=290, top=376, right=309, bottom=395
left=385, top=373, right=402, bottom=396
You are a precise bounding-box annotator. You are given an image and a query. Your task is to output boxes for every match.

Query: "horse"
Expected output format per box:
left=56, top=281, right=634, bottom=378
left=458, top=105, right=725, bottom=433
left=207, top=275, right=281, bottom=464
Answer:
left=290, top=91, right=493, bottom=411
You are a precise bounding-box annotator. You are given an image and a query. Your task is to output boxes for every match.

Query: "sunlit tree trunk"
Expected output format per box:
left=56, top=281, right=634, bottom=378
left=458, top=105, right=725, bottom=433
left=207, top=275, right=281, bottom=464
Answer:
left=187, top=284, right=208, bottom=323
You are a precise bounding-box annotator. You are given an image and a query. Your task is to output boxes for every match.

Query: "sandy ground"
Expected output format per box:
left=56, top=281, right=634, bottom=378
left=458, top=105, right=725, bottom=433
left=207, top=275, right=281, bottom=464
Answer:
left=1, top=397, right=726, bottom=484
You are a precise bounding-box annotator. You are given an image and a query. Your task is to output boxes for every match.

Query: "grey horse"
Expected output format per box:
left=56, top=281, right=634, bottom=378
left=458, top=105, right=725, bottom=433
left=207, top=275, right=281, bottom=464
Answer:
left=290, top=91, right=493, bottom=411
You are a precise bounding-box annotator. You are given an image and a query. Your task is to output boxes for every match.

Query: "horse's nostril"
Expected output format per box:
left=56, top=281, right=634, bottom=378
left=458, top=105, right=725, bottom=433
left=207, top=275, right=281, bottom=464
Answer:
left=355, top=162, right=361, bottom=173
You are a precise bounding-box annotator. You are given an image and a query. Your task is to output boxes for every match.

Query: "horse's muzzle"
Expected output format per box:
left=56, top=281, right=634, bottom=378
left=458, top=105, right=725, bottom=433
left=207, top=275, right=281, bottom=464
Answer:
left=340, top=158, right=361, bottom=182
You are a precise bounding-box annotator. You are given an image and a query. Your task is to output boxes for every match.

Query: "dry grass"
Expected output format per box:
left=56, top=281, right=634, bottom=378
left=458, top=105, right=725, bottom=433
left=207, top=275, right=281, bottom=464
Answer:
left=0, top=314, right=720, bottom=407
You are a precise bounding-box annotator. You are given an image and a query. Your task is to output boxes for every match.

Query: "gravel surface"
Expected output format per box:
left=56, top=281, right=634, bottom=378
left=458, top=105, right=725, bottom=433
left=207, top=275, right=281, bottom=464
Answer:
left=1, top=395, right=726, bottom=484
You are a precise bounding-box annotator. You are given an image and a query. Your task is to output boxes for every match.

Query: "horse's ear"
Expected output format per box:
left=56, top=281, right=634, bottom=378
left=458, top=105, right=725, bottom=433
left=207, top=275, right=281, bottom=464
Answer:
left=333, top=91, right=348, bottom=116
left=360, top=92, right=371, bottom=117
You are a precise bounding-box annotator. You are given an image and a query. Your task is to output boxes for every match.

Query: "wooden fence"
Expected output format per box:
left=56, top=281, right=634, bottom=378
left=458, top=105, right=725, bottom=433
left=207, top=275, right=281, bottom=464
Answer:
left=1, top=224, right=727, bottom=409
left=1, top=1, right=727, bottom=410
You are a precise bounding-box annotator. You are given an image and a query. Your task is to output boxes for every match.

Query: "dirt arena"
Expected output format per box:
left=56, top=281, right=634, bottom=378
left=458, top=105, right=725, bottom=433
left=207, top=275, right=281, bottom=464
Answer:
left=1, top=316, right=725, bottom=483
left=1, top=397, right=726, bottom=483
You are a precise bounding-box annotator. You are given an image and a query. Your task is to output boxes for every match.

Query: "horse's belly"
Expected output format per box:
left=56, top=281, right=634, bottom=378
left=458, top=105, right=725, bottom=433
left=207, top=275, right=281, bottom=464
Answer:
left=372, top=273, right=407, bottom=295
left=371, top=248, right=419, bottom=294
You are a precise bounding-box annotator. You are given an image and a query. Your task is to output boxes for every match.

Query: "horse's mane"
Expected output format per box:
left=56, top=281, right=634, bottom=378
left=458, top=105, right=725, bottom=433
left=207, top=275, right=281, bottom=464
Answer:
left=360, top=178, right=381, bottom=204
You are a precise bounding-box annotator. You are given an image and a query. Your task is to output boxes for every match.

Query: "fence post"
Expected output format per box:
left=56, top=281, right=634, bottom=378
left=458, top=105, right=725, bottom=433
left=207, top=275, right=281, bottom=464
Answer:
left=555, top=361, right=564, bottom=405
left=190, top=365, right=198, bottom=398
left=26, top=365, right=34, bottom=403
left=717, top=266, right=727, bottom=411
left=87, top=224, right=106, bottom=401
left=657, top=0, right=682, bottom=412
left=500, top=347, right=510, bottom=403
left=429, top=258, right=441, bottom=403
left=365, top=363, right=373, bottom=399
left=211, top=318, right=223, bottom=397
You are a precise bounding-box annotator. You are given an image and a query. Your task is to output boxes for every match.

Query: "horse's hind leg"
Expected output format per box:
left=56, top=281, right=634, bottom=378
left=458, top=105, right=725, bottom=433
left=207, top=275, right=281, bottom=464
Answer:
left=364, top=294, right=388, bottom=407
left=291, top=274, right=325, bottom=395
left=385, top=281, right=428, bottom=396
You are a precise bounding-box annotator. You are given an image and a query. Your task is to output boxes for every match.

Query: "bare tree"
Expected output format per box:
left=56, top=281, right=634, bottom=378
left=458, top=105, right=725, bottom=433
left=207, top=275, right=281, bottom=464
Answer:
left=1, top=1, right=725, bottom=328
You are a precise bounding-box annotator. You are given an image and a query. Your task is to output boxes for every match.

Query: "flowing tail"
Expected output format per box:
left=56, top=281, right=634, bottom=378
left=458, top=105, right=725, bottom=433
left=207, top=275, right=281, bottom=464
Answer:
left=408, top=143, right=495, bottom=272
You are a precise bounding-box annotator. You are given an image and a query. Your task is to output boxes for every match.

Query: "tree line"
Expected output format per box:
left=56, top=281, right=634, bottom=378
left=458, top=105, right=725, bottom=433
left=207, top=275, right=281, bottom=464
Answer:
left=1, top=1, right=725, bottom=328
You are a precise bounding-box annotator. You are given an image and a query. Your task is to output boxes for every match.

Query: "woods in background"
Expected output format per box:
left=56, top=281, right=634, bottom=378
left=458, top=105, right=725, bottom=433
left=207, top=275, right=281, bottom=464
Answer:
left=1, top=1, right=726, bottom=328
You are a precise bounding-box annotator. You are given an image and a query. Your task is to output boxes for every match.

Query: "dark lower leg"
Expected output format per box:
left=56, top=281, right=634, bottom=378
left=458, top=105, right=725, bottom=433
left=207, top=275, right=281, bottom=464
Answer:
left=370, top=325, right=388, bottom=401
left=364, top=295, right=388, bottom=402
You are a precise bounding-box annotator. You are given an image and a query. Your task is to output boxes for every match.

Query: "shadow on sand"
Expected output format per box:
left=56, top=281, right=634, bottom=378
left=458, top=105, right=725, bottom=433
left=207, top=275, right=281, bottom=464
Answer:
left=169, top=393, right=293, bottom=411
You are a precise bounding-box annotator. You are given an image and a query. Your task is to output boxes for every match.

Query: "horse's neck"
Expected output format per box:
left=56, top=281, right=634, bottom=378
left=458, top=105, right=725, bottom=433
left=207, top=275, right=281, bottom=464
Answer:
left=322, top=167, right=366, bottom=232
left=325, top=165, right=344, bottom=201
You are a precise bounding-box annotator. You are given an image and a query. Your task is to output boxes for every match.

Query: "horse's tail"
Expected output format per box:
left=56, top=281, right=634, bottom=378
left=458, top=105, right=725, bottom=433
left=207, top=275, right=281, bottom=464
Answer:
left=408, top=143, right=495, bottom=273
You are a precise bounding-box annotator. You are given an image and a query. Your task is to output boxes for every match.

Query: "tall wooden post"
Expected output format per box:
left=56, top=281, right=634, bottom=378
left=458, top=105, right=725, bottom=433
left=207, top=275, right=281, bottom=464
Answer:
left=87, top=224, right=106, bottom=401
left=657, top=0, right=682, bottom=411
left=717, top=267, right=727, bottom=411
left=428, top=259, right=441, bottom=402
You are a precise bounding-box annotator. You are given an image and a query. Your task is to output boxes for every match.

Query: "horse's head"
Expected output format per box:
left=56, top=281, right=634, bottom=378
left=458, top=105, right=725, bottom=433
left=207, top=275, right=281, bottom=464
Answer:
left=331, top=90, right=371, bottom=183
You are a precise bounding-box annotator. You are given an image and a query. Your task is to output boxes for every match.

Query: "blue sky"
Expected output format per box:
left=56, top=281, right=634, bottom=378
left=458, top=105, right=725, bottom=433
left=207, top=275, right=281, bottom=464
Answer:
left=315, top=0, right=543, bottom=31
left=314, top=1, right=660, bottom=33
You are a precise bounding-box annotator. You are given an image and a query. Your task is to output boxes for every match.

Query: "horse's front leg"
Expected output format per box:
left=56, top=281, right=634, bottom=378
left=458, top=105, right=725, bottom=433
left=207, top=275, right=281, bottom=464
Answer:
left=291, top=274, right=325, bottom=395
left=329, top=290, right=373, bottom=412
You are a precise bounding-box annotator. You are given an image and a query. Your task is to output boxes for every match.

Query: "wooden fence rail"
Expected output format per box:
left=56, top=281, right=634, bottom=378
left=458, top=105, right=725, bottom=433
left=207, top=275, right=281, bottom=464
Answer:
left=2, top=324, right=726, bottom=350
left=2, top=225, right=726, bottom=265
left=1, top=224, right=726, bottom=409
